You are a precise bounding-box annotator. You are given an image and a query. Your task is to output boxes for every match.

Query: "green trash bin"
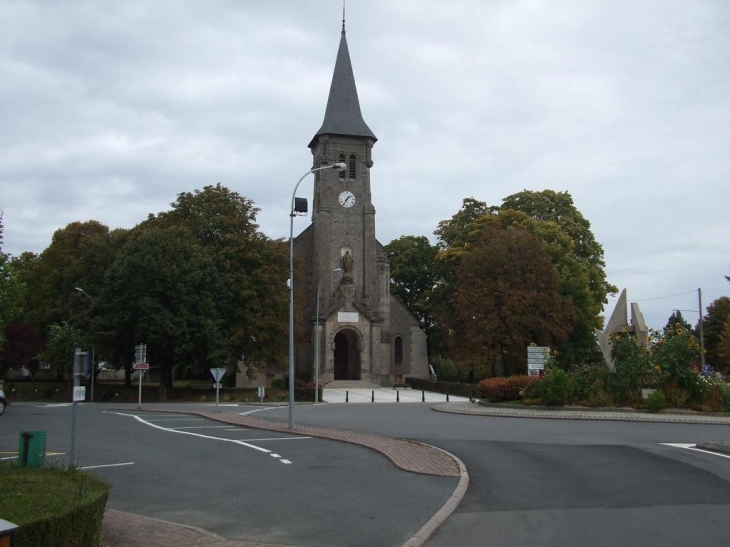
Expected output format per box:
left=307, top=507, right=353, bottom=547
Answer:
left=18, top=431, right=46, bottom=468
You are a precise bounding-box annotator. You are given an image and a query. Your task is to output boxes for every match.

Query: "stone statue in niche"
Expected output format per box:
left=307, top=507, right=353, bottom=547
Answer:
left=341, top=250, right=354, bottom=285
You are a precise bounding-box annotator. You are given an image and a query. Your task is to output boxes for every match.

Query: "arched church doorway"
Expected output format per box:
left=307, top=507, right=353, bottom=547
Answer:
left=334, top=329, right=361, bottom=380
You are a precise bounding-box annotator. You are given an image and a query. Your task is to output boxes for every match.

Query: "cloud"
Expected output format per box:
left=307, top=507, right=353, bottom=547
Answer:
left=1, top=0, right=728, bottom=330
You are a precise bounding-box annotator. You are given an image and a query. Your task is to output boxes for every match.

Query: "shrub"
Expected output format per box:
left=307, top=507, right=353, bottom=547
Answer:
left=663, top=381, right=690, bottom=408
left=568, top=363, right=610, bottom=404
left=694, top=375, right=725, bottom=412
left=522, top=378, right=545, bottom=405
left=542, top=369, right=569, bottom=406
left=405, top=377, right=477, bottom=399
left=646, top=390, right=666, bottom=412
left=478, top=376, right=533, bottom=402
left=430, top=355, right=459, bottom=382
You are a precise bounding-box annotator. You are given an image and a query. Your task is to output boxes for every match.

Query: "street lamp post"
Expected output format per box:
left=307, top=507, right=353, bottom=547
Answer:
left=315, top=268, right=342, bottom=404
left=74, top=287, right=96, bottom=403
left=289, top=162, right=346, bottom=430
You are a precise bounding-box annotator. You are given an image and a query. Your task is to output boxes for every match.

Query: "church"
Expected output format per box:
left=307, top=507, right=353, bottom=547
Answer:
left=292, top=21, right=429, bottom=387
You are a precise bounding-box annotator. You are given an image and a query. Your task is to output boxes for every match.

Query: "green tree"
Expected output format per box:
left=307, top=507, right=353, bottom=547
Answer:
left=96, top=226, right=226, bottom=397
left=450, top=225, right=576, bottom=378
left=664, top=310, right=692, bottom=335
left=41, top=321, right=86, bottom=379
left=15, top=221, right=124, bottom=335
left=0, top=213, right=23, bottom=355
left=702, top=296, right=730, bottom=372
left=147, top=184, right=288, bottom=376
left=432, top=192, right=613, bottom=367
left=500, top=189, right=617, bottom=315
left=385, top=235, right=439, bottom=356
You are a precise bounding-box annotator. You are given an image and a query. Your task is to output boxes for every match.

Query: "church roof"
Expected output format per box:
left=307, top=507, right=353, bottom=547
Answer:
left=309, top=29, right=377, bottom=148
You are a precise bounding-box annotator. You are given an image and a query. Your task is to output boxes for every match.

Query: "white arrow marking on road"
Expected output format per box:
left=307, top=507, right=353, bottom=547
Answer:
left=661, top=443, right=730, bottom=460
left=113, top=412, right=272, bottom=454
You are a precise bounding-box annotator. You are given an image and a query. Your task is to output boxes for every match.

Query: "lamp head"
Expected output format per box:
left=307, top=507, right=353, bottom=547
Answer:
left=333, top=162, right=347, bottom=171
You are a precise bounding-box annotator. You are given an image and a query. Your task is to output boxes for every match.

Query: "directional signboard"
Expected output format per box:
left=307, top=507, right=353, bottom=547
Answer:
left=527, top=346, right=550, bottom=376
left=132, top=363, right=149, bottom=370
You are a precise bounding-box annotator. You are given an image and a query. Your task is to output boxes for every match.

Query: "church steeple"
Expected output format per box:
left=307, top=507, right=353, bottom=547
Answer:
left=308, top=26, right=376, bottom=148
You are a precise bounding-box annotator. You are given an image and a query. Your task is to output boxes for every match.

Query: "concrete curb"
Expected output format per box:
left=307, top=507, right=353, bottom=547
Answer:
left=399, top=446, right=469, bottom=547
left=434, top=401, right=730, bottom=425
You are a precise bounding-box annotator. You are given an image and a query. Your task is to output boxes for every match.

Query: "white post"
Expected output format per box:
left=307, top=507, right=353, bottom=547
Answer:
left=137, top=370, right=142, bottom=409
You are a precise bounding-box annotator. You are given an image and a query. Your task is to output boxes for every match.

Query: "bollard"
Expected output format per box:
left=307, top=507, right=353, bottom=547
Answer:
left=346, top=390, right=349, bottom=403
left=446, top=391, right=450, bottom=402
left=422, top=390, right=425, bottom=402
left=397, top=390, right=400, bottom=402
left=371, top=390, right=374, bottom=402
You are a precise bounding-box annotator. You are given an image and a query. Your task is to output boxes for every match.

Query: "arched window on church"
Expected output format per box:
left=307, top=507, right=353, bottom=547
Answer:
left=349, top=154, right=356, bottom=179
left=338, top=154, right=346, bottom=179
left=394, top=336, right=403, bottom=364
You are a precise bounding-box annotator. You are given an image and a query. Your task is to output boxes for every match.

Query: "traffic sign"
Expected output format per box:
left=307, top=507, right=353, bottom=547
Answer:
left=73, top=386, right=86, bottom=402
left=210, top=368, right=226, bottom=382
left=132, top=363, right=149, bottom=370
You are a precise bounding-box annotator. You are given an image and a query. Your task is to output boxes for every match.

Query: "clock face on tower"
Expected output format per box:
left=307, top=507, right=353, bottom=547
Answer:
left=338, top=190, right=355, bottom=208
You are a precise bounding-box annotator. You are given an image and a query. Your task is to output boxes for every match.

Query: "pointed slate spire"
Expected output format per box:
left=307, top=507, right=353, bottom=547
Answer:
left=309, top=28, right=377, bottom=148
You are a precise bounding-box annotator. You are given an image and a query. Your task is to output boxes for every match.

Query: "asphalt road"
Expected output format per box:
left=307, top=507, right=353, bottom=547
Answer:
left=254, top=402, right=730, bottom=546
left=0, top=402, right=457, bottom=547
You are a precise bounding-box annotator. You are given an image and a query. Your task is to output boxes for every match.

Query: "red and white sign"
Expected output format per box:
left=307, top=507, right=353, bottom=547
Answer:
left=133, top=363, right=150, bottom=370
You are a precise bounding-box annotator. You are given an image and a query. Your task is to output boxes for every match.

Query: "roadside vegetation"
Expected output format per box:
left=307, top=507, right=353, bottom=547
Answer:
left=1, top=188, right=728, bottom=401
left=0, top=462, right=109, bottom=547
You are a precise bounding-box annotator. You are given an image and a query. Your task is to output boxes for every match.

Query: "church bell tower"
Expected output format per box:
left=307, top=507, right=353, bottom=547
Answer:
left=293, top=19, right=428, bottom=386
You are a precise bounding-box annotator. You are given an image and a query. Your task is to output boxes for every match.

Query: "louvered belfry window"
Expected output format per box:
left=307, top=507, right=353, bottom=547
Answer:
left=339, top=154, right=346, bottom=179
left=349, top=154, right=356, bottom=179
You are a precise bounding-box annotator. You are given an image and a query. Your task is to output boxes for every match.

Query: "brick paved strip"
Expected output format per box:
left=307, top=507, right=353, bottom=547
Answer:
left=125, top=408, right=460, bottom=478
left=102, top=509, right=296, bottom=547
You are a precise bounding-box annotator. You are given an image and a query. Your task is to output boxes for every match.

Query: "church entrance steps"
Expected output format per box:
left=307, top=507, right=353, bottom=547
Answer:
left=324, top=380, right=381, bottom=389
left=321, top=387, right=472, bottom=404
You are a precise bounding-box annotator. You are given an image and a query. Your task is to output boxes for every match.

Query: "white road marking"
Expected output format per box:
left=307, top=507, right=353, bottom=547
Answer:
left=169, top=425, right=231, bottom=430
left=280, top=460, right=292, bottom=464
left=223, top=428, right=248, bottom=431
left=244, top=436, right=312, bottom=442
left=113, top=412, right=271, bottom=454
left=270, top=454, right=281, bottom=458
left=0, top=456, right=16, bottom=461
left=662, top=443, right=730, bottom=460
left=239, top=408, right=272, bottom=416
left=142, top=418, right=206, bottom=422
left=42, top=403, right=73, bottom=407
left=80, top=462, right=135, bottom=470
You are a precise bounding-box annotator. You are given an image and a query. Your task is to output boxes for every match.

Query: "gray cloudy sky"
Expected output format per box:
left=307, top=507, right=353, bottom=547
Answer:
left=1, top=0, right=729, bottom=330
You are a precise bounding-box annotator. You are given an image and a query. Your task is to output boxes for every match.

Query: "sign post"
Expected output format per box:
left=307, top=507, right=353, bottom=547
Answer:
left=134, top=344, right=148, bottom=409
left=210, top=368, right=226, bottom=412
left=527, top=345, right=550, bottom=377
left=70, top=348, right=88, bottom=467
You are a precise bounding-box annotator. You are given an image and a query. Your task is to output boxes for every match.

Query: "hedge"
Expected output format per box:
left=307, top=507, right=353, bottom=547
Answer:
left=477, top=375, right=534, bottom=402
left=0, top=463, right=109, bottom=547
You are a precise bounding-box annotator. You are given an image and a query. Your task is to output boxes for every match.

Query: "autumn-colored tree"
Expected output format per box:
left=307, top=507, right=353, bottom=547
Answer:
left=1, top=322, right=43, bottom=379
left=451, top=225, right=576, bottom=378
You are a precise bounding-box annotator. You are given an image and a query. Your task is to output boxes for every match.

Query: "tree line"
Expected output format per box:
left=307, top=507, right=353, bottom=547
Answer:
left=2, top=187, right=729, bottom=393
